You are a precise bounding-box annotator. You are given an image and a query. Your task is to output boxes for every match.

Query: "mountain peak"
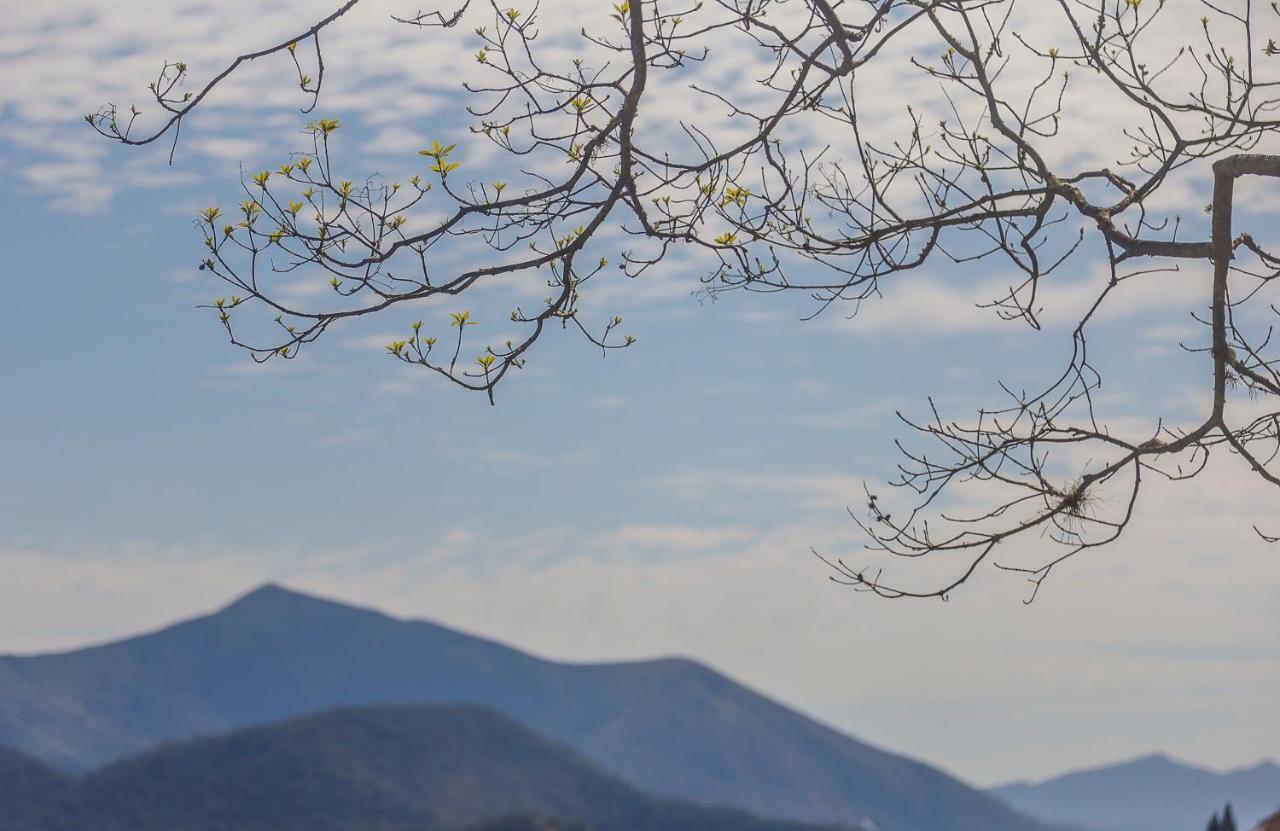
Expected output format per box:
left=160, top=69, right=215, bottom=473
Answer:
left=1124, top=752, right=1183, bottom=770
left=217, top=582, right=386, bottom=620
left=223, top=581, right=319, bottom=608
left=195, top=583, right=415, bottom=649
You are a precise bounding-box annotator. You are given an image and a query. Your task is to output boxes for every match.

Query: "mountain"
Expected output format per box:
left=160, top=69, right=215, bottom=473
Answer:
left=0, top=583, right=1054, bottom=831
left=462, top=817, right=591, bottom=831
left=463, top=818, right=591, bottom=831
left=0, top=703, right=837, bottom=831
left=0, top=744, right=77, bottom=829
left=990, top=753, right=1280, bottom=831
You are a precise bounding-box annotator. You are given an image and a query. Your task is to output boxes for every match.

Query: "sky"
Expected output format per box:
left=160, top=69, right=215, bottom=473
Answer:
left=1, top=0, right=1278, bottom=787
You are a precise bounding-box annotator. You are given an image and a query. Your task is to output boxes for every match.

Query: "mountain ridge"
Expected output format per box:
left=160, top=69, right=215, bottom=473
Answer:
left=989, top=752, right=1280, bottom=831
left=992, top=752, right=1280, bottom=791
left=0, top=702, right=841, bottom=831
left=0, top=582, right=1061, bottom=831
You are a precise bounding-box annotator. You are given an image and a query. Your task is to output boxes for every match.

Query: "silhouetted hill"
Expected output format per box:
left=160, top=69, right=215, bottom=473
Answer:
left=462, top=816, right=590, bottom=831
left=0, top=744, right=76, bottom=829
left=0, top=583, right=1055, bottom=831
left=990, top=753, right=1280, bottom=831
left=0, top=704, right=835, bottom=831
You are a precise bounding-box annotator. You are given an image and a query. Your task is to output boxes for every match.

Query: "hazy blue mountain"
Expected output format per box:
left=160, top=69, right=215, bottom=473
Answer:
left=0, top=744, right=77, bottom=829
left=990, top=753, right=1280, bottom=831
left=462, top=816, right=591, bottom=831
left=0, top=583, right=1054, bottom=831
left=0, top=703, right=837, bottom=831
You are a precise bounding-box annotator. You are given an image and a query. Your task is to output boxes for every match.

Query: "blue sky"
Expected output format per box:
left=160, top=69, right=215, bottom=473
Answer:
left=1, top=0, right=1278, bottom=786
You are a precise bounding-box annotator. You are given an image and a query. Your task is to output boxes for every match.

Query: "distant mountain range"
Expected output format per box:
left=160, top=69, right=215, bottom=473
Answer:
left=0, top=583, right=1051, bottom=831
left=0, top=703, right=836, bottom=831
left=990, top=753, right=1280, bottom=831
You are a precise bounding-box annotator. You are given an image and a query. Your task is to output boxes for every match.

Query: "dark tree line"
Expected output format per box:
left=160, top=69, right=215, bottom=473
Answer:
left=1207, top=802, right=1238, bottom=831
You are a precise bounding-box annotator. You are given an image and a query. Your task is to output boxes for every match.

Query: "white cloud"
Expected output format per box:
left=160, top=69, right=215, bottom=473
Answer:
left=818, top=256, right=1211, bottom=339
left=186, top=136, right=270, bottom=165
left=339, top=332, right=403, bottom=350
left=274, top=276, right=338, bottom=303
